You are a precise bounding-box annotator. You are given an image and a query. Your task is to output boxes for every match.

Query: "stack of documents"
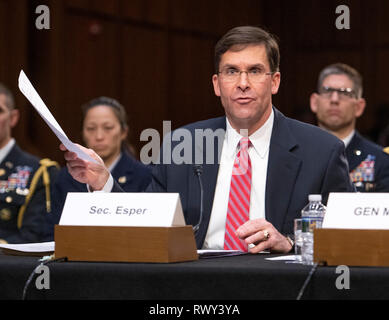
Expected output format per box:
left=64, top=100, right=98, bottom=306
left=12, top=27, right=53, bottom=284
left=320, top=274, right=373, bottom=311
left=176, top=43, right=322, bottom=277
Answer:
left=0, top=242, right=54, bottom=256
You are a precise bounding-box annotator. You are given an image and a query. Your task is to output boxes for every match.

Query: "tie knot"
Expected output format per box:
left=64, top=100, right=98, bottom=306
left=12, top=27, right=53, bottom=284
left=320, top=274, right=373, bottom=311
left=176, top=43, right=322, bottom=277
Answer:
left=239, top=137, right=250, bottom=151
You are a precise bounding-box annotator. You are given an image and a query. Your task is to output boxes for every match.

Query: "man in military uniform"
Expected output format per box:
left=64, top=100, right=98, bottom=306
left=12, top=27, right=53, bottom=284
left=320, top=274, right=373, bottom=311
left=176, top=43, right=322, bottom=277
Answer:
left=310, top=63, right=389, bottom=192
left=0, top=83, right=59, bottom=243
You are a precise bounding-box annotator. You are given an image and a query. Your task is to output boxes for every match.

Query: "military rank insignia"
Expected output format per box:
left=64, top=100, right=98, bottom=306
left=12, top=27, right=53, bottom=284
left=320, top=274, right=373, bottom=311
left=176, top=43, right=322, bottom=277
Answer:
left=0, top=165, right=32, bottom=194
left=349, top=154, right=376, bottom=191
left=118, top=176, right=127, bottom=184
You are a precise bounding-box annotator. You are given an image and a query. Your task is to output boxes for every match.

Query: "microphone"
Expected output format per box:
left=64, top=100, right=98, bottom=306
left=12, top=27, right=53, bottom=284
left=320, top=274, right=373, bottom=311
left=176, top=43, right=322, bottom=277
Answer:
left=192, top=165, right=203, bottom=237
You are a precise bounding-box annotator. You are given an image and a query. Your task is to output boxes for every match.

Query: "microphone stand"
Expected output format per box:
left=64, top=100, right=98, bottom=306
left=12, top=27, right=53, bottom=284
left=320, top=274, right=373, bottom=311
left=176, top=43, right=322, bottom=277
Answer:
left=192, top=165, right=204, bottom=239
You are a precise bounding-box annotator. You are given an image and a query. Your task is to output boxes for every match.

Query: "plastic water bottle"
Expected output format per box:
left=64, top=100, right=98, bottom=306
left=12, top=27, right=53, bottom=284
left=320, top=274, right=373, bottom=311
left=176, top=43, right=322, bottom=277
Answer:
left=301, top=194, right=326, bottom=265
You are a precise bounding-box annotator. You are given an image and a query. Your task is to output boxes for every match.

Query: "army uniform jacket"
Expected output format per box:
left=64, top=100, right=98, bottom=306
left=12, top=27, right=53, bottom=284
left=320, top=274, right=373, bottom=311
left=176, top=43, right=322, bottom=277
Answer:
left=346, top=131, right=389, bottom=192
left=0, top=143, right=59, bottom=243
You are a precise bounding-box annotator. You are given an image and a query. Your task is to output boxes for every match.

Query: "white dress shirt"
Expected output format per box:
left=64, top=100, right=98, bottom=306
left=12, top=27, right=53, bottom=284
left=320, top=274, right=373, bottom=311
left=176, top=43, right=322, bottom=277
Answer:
left=202, top=110, right=274, bottom=249
left=342, top=130, right=355, bottom=148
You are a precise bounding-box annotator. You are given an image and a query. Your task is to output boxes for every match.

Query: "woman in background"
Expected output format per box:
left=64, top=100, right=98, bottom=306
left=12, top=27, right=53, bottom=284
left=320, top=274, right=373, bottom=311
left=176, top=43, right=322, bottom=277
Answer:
left=44, top=97, right=151, bottom=240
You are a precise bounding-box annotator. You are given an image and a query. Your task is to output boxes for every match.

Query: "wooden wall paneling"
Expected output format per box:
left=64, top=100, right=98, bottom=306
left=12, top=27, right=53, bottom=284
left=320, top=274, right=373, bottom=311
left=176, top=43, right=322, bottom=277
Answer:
left=259, top=0, right=287, bottom=115
left=28, top=0, right=68, bottom=162
left=0, top=0, right=32, bottom=154
left=273, top=0, right=362, bottom=49
left=121, top=26, right=169, bottom=155
left=374, top=50, right=389, bottom=103
left=260, top=0, right=372, bottom=127
left=86, top=0, right=119, bottom=16
left=20, top=0, right=389, bottom=161
left=216, top=0, right=261, bottom=33
left=62, top=13, right=120, bottom=147
left=247, top=0, right=263, bottom=26
left=168, top=0, right=228, bottom=35
left=121, top=0, right=143, bottom=21
left=177, top=0, right=220, bottom=34
left=261, top=0, right=282, bottom=40
left=168, top=0, right=198, bottom=32
left=357, top=0, right=378, bottom=137
left=144, top=0, right=168, bottom=26
left=167, top=33, right=221, bottom=131
left=65, top=0, right=88, bottom=10
left=65, top=0, right=119, bottom=16
left=370, top=49, right=389, bottom=140
left=121, top=0, right=168, bottom=26
left=369, top=46, right=389, bottom=143
left=374, top=0, right=389, bottom=46
left=271, top=0, right=295, bottom=116
left=0, top=0, right=10, bottom=81
left=0, top=0, right=28, bottom=93
left=293, top=0, right=324, bottom=48
left=332, top=0, right=363, bottom=47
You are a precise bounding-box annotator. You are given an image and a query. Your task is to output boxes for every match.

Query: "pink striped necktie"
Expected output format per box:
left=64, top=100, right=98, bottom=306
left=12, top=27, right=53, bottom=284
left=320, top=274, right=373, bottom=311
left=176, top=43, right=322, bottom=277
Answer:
left=224, top=137, right=252, bottom=252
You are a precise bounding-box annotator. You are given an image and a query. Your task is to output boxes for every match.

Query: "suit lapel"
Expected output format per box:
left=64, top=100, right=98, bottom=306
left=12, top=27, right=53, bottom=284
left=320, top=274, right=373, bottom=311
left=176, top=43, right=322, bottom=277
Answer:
left=111, top=152, right=133, bottom=181
left=265, top=109, right=302, bottom=231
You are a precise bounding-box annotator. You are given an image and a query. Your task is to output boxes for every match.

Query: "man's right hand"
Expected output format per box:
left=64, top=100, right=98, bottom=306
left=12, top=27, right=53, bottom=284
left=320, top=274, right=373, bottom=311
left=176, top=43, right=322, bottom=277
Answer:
left=60, top=143, right=110, bottom=191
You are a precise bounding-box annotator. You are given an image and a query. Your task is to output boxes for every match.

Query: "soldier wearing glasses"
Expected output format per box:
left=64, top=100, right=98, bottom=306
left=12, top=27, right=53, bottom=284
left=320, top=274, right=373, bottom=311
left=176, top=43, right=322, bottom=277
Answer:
left=310, top=63, right=389, bottom=192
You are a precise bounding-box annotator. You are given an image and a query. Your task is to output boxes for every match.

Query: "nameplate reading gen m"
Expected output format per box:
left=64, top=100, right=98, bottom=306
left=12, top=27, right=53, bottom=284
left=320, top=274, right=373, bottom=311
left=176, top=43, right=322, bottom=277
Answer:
left=59, top=192, right=185, bottom=227
left=323, top=192, right=389, bottom=230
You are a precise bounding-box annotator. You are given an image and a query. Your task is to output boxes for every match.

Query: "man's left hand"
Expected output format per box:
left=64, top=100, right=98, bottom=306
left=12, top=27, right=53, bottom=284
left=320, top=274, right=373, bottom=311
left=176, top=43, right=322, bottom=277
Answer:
left=236, top=218, right=293, bottom=253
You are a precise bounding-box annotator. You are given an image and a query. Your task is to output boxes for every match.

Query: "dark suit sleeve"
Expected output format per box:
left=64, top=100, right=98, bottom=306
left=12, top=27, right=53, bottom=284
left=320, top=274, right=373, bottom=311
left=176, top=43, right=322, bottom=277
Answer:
left=321, top=140, right=356, bottom=204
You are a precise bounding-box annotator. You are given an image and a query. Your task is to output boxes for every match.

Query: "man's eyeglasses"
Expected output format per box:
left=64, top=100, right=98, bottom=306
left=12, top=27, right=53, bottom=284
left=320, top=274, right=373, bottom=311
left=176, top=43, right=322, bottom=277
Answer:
left=218, top=67, right=274, bottom=83
left=319, top=86, right=357, bottom=100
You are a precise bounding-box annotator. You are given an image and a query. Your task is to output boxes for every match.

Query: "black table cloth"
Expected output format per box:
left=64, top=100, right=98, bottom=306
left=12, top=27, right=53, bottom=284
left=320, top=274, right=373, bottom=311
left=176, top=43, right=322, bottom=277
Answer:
left=1, top=252, right=389, bottom=300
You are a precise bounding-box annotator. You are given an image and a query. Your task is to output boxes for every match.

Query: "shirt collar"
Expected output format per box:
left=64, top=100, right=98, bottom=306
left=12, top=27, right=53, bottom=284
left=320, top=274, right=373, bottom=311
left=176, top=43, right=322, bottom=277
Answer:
left=107, top=153, right=122, bottom=172
left=225, top=109, right=274, bottom=159
left=342, top=130, right=355, bottom=147
left=0, top=139, right=15, bottom=164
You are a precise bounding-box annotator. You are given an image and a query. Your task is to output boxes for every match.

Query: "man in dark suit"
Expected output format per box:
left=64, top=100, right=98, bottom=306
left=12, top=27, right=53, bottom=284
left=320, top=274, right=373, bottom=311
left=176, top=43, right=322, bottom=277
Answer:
left=63, top=26, right=354, bottom=253
left=0, top=83, right=59, bottom=243
left=310, top=63, right=389, bottom=192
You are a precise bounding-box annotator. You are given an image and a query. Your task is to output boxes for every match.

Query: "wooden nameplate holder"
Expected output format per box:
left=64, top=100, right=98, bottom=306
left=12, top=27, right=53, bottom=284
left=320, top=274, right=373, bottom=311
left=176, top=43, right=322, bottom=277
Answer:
left=54, top=225, right=198, bottom=263
left=314, top=228, right=389, bottom=266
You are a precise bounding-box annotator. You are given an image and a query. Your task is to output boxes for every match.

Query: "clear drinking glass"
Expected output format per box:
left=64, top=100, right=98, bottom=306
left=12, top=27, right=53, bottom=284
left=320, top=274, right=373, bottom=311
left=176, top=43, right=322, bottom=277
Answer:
left=294, top=218, right=303, bottom=263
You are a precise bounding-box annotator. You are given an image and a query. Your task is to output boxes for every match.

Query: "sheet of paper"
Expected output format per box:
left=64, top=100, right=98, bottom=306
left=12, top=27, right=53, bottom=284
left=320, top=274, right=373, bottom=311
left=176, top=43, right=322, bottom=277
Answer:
left=0, top=241, right=54, bottom=255
left=265, top=255, right=297, bottom=261
left=18, top=70, right=97, bottom=163
left=197, top=249, right=247, bottom=258
left=197, top=249, right=270, bottom=259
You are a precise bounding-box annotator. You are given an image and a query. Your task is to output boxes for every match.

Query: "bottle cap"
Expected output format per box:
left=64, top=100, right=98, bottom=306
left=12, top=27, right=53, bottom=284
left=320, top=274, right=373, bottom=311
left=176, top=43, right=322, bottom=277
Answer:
left=308, top=194, right=322, bottom=202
